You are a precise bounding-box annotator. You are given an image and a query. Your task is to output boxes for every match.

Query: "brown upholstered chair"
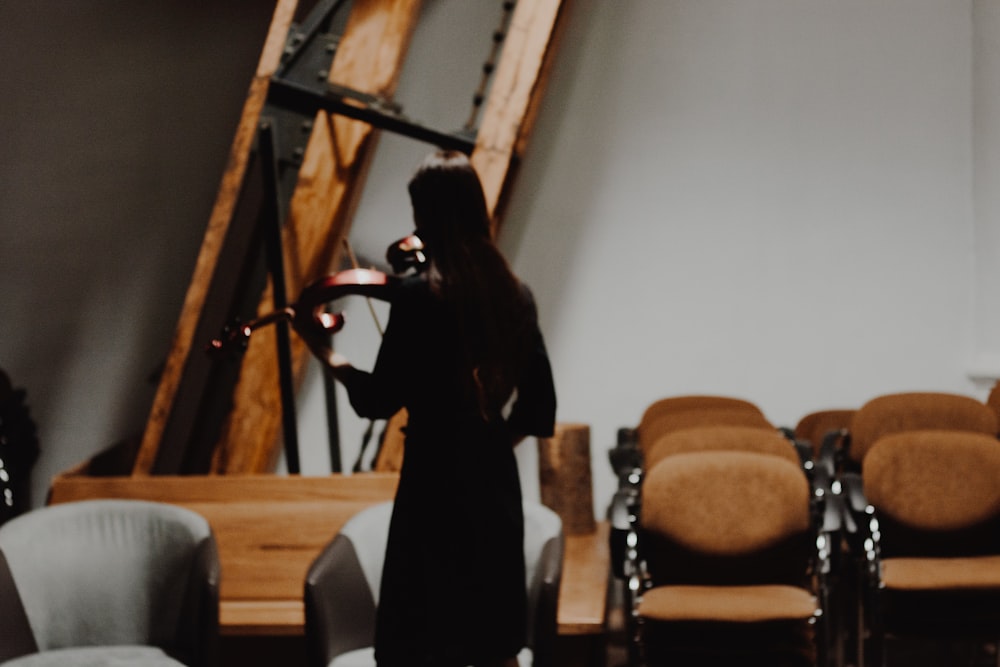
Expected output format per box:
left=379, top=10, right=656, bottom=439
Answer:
left=844, top=430, right=1000, bottom=666
left=637, top=395, right=765, bottom=439
left=821, top=391, right=997, bottom=475
left=638, top=408, right=776, bottom=456
left=986, top=380, right=1000, bottom=433
left=609, top=395, right=768, bottom=477
left=609, top=413, right=809, bottom=549
left=626, top=451, right=830, bottom=666
left=642, top=423, right=827, bottom=523
left=609, top=422, right=821, bottom=595
left=817, top=393, right=999, bottom=663
left=644, top=424, right=801, bottom=471
left=793, top=409, right=856, bottom=458
left=610, top=424, right=818, bottom=582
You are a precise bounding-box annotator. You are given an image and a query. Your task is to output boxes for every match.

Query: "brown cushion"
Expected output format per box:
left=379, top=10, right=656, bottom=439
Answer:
left=987, top=382, right=1000, bottom=432
left=863, top=430, right=1000, bottom=531
left=640, top=410, right=774, bottom=453
left=640, top=451, right=809, bottom=556
left=793, top=409, right=855, bottom=454
left=646, top=426, right=799, bottom=470
left=850, top=392, right=998, bottom=464
left=639, top=396, right=763, bottom=434
left=881, top=555, right=1000, bottom=591
left=638, top=584, right=818, bottom=622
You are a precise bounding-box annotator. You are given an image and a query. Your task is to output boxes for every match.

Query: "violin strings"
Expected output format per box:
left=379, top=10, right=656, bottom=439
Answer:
left=342, top=238, right=385, bottom=337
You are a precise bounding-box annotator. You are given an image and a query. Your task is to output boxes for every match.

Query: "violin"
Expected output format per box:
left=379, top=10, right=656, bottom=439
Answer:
left=207, top=234, right=426, bottom=356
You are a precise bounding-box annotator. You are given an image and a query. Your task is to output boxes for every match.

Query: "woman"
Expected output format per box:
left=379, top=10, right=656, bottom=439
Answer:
left=294, top=150, right=557, bottom=667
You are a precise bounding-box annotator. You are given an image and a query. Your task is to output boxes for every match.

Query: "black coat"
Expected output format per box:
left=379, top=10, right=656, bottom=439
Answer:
left=339, top=275, right=557, bottom=666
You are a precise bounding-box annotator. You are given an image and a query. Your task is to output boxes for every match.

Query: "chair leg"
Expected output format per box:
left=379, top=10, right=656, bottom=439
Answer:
left=861, top=584, right=884, bottom=667
left=626, top=612, right=643, bottom=667
left=863, top=630, right=884, bottom=667
left=813, top=614, right=829, bottom=667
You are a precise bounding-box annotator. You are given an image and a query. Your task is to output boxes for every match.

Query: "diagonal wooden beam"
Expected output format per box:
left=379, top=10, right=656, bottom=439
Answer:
left=134, top=0, right=568, bottom=477
left=210, top=0, right=424, bottom=474
left=472, top=0, right=568, bottom=227
left=373, top=0, right=570, bottom=470
left=134, top=0, right=423, bottom=475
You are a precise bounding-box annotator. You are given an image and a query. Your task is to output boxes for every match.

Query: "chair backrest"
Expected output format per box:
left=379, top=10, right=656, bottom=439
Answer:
left=639, top=409, right=774, bottom=454
left=637, top=395, right=763, bottom=436
left=862, top=430, right=1000, bottom=558
left=0, top=498, right=216, bottom=654
left=848, top=392, right=998, bottom=465
left=793, top=408, right=856, bottom=455
left=639, top=451, right=812, bottom=587
left=986, top=381, right=1000, bottom=434
left=304, top=500, right=563, bottom=667
left=645, top=425, right=799, bottom=470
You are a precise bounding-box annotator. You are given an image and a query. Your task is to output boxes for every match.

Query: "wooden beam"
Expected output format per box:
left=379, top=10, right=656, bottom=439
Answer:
left=472, top=0, right=569, bottom=228
left=370, top=0, right=571, bottom=468
left=210, top=0, right=423, bottom=474
left=133, top=0, right=423, bottom=475
left=133, top=0, right=567, bottom=477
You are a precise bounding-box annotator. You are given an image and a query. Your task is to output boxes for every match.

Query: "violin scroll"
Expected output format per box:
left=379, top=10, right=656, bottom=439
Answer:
left=386, top=234, right=427, bottom=275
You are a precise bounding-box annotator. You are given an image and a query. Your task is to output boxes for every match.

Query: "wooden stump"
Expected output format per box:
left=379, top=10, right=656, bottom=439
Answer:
left=537, top=423, right=596, bottom=535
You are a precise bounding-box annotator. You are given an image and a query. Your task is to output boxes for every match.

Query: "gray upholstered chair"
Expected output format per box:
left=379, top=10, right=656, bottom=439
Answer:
left=0, top=498, right=220, bottom=667
left=304, top=500, right=563, bottom=667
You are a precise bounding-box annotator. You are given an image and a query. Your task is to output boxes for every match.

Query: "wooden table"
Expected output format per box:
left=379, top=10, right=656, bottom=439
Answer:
left=48, top=473, right=609, bottom=663
left=217, top=524, right=610, bottom=639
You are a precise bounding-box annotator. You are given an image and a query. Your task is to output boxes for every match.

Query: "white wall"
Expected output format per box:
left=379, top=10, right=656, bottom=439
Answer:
left=973, top=0, right=1000, bottom=378
left=296, top=0, right=995, bottom=519
left=2, top=0, right=996, bottom=515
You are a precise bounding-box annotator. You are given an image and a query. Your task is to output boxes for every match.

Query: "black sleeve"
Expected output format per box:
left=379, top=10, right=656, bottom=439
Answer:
left=507, top=286, right=557, bottom=438
left=337, top=300, right=409, bottom=421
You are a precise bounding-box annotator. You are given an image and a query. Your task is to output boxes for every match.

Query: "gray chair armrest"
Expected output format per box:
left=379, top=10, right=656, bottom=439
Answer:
left=173, top=534, right=220, bottom=667
left=304, top=534, right=377, bottom=667
left=529, top=534, right=564, bottom=667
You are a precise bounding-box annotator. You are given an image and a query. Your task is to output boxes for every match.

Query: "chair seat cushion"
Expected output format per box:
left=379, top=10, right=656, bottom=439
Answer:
left=328, top=646, right=533, bottom=667
left=882, top=555, right=1000, bottom=591
left=0, top=645, right=186, bottom=667
left=329, top=647, right=375, bottom=667
left=638, top=584, right=818, bottom=622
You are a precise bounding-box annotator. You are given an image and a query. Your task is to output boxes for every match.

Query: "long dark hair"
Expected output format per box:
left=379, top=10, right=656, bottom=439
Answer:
left=407, top=150, right=530, bottom=419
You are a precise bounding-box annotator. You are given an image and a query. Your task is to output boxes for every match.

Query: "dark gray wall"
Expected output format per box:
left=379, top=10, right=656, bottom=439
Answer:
left=0, top=1, right=276, bottom=505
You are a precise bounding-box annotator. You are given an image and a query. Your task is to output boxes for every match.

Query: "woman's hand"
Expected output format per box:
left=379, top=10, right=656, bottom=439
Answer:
left=291, top=311, right=352, bottom=378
